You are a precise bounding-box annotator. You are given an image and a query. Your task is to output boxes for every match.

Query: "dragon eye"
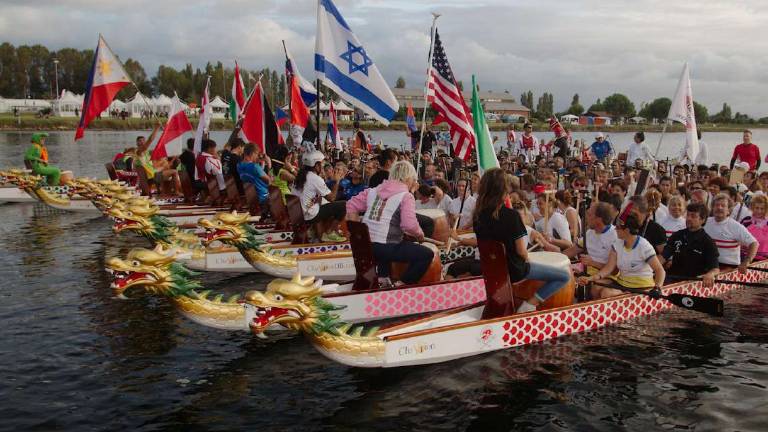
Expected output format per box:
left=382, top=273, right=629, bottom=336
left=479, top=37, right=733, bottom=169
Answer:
left=274, top=294, right=284, bottom=301
left=126, top=211, right=133, bottom=217
left=216, top=220, right=223, bottom=226
left=131, top=260, right=140, bottom=267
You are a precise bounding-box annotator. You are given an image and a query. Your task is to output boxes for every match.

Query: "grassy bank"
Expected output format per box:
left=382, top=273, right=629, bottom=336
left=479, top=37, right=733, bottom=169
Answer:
left=0, top=114, right=761, bottom=133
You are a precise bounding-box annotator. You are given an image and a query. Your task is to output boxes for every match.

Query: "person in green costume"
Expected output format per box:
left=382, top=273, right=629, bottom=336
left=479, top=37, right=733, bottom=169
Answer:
left=24, top=133, right=61, bottom=185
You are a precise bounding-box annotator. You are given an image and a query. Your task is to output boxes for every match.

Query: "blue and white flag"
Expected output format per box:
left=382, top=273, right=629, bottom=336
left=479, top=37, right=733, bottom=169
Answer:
left=315, top=0, right=399, bottom=125
left=284, top=44, right=318, bottom=107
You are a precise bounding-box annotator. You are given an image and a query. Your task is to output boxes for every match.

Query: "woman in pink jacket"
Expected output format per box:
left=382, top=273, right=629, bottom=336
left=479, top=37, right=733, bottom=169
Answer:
left=346, top=160, right=434, bottom=286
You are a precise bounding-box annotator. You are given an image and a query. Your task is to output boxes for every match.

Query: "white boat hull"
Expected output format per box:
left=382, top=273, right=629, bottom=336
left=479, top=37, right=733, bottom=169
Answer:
left=0, top=187, right=36, bottom=203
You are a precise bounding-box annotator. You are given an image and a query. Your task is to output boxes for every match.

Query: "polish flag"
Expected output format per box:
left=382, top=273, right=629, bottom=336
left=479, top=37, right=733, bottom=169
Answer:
left=75, top=35, right=131, bottom=140
left=151, top=94, right=193, bottom=160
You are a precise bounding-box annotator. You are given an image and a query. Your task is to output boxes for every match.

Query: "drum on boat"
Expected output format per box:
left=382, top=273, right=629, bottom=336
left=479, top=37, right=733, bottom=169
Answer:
left=514, top=251, right=575, bottom=311
left=416, top=208, right=449, bottom=243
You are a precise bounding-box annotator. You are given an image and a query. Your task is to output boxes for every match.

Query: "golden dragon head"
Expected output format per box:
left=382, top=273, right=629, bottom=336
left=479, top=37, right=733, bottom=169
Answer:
left=105, top=246, right=182, bottom=298
left=244, top=274, right=341, bottom=336
left=198, top=211, right=261, bottom=248
left=109, top=198, right=160, bottom=233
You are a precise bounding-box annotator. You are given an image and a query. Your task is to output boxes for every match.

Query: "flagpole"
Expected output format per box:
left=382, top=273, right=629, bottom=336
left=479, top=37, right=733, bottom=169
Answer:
left=316, top=78, right=323, bottom=152
left=653, top=119, right=668, bottom=159
left=415, top=12, right=441, bottom=177
left=281, top=40, right=292, bottom=149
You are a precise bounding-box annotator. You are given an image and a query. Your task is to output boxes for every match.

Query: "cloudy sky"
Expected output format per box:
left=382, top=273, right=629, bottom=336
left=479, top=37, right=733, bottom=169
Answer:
left=2, top=0, right=767, bottom=116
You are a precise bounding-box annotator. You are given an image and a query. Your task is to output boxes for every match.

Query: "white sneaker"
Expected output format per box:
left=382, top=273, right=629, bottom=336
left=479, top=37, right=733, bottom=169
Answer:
left=378, top=277, right=393, bottom=289
left=516, top=301, right=537, bottom=313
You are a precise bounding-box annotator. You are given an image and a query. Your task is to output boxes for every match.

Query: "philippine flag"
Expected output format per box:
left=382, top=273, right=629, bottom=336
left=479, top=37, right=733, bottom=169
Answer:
left=75, top=35, right=131, bottom=141
left=151, top=94, right=193, bottom=160
left=315, top=0, right=399, bottom=124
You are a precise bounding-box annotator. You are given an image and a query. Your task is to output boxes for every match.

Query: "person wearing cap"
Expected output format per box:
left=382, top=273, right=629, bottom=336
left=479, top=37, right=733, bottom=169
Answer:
left=24, top=133, right=61, bottom=185
left=293, top=150, right=347, bottom=242
left=589, top=132, right=613, bottom=163
left=515, top=122, right=539, bottom=163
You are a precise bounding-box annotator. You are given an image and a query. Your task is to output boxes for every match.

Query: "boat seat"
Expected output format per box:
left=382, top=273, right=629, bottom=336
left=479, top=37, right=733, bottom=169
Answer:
left=477, top=239, right=517, bottom=319
left=24, top=160, right=33, bottom=170
left=225, top=177, right=243, bottom=211
left=267, top=185, right=289, bottom=230
left=134, top=167, right=153, bottom=196
left=207, top=179, right=223, bottom=206
left=285, top=194, right=310, bottom=244
left=105, top=162, right=118, bottom=180
left=243, top=183, right=261, bottom=216
left=179, top=170, right=198, bottom=204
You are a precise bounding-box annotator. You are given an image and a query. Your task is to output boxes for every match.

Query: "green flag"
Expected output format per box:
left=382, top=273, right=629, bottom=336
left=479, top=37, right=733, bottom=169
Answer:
left=471, top=75, right=499, bottom=174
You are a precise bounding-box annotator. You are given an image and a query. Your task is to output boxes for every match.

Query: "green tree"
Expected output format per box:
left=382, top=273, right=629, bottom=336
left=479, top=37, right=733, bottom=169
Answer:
left=566, top=93, right=584, bottom=116
left=602, top=93, right=636, bottom=118
left=692, top=101, right=708, bottom=125
left=638, top=97, right=671, bottom=121
left=711, top=102, right=732, bottom=123
left=536, top=92, right=554, bottom=119
left=395, top=76, right=406, bottom=88
left=587, top=98, right=604, bottom=112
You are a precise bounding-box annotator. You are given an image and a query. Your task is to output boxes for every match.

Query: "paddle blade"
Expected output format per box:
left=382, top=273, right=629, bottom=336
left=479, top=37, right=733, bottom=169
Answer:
left=664, top=293, right=724, bottom=317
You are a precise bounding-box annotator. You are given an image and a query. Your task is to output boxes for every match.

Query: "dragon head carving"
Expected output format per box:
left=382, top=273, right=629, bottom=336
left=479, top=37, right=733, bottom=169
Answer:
left=105, top=245, right=200, bottom=299
left=243, top=274, right=345, bottom=336
left=199, top=211, right=262, bottom=249
left=109, top=198, right=177, bottom=242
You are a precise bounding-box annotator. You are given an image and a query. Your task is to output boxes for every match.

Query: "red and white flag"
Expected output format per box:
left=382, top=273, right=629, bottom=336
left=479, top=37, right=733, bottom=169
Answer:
left=231, top=61, right=246, bottom=120
left=193, top=77, right=211, bottom=154
left=242, top=83, right=267, bottom=153
left=667, top=62, right=699, bottom=161
left=151, top=94, right=193, bottom=160
left=75, top=35, right=131, bottom=140
left=427, top=29, right=475, bottom=160
left=289, top=73, right=311, bottom=145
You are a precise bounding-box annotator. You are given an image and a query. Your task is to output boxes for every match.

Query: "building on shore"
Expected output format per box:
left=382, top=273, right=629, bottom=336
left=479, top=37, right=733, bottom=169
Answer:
left=391, top=87, right=530, bottom=121
left=0, top=96, right=52, bottom=114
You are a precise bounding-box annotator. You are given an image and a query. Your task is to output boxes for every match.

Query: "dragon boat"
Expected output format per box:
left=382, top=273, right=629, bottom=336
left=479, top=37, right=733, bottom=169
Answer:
left=105, top=245, right=488, bottom=331
left=0, top=170, right=37, bottom=203
left=244, top=239, right=768, bottom=368
left=199, top=212, right=478, bottom=280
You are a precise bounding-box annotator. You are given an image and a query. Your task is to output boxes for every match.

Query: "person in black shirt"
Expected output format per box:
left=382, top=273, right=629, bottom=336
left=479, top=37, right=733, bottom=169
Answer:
left=221, top=139, right=244, bottom=194
left=660, top=202, right=719, bottom=287
left=628, top=195, right=666, bottom=254
left=473, top=168, right=571, bottom=313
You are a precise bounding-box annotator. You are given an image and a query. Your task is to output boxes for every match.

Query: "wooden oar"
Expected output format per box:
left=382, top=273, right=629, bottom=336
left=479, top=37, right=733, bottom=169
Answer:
left=422, top=237, right=445, bottom=247
left=588, top=283, right=724, bottom=316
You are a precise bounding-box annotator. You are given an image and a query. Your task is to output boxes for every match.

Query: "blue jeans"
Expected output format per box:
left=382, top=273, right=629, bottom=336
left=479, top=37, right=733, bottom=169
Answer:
left=372, top=241, right=434, bottom=284
left=526, top=262, right=571, bottom=302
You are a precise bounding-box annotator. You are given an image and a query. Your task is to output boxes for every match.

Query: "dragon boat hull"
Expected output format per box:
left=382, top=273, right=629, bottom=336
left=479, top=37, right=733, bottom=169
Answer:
left=311, top=263, right=768, bottom=368
left=0, top=186, right=36, bottom=203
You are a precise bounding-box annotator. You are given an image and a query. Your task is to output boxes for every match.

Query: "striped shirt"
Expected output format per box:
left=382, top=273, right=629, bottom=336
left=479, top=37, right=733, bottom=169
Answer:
left=703, top=217, right=757, bottom=266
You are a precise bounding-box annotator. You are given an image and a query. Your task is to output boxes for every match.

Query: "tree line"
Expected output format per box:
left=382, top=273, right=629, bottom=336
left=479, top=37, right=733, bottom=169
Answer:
left=2, top=42, right=766, bottom=124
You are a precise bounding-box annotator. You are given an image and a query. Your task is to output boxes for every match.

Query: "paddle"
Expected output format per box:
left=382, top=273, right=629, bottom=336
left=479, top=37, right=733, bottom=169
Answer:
left=670, top=274, right=768, bottom=289
left=588, top=283, right=724, bottom=316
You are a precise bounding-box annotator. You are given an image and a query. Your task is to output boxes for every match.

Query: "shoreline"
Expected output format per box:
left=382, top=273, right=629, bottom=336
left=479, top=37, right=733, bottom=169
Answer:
left=0, top=116, right=762, bottom=133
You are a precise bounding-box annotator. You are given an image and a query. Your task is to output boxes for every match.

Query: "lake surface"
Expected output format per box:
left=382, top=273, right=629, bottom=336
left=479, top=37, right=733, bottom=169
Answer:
left=1, top=131, right=768, bottom=431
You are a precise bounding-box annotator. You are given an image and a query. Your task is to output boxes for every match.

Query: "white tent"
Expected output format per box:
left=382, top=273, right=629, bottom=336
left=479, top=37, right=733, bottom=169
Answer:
left=334, top=100, right=353, bottom=112
left=127, top=92, right=153, bottom=118
left=209, top=95, right=229, bottom=119
left=628, top=116, right=647, bottom=124
left=53, top=90, right=82, bottom=117
left=109, top=99, right=126, bottom=110
left=560, top=114, right=579, bottom=124
left=152, top=94, right=173, bottom=114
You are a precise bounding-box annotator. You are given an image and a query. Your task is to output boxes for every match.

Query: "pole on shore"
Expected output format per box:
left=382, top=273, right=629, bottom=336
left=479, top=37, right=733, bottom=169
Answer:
left=316, top=78, right=323, bottom=152
left=653, top=119, right=669, bottom=160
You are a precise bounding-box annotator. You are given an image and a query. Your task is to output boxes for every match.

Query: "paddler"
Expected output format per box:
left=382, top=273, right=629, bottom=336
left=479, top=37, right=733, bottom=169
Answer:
left=565, top=202, right=618, bottom=276
left=659, top=202, right=719, bottom=287
left=704, top=193, right=758, bottom=272
left=346, top=160, right=433, bottom=287
left=24, top=133, right=61, bottom=185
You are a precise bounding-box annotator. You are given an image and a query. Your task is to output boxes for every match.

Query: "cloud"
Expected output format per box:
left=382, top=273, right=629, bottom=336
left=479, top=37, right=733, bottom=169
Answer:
left=0, top=0, right=766, bottom=116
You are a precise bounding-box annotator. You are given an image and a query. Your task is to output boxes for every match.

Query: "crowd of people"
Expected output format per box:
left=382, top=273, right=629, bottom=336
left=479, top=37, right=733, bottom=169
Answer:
left=53, top=120, right=763, bottom=312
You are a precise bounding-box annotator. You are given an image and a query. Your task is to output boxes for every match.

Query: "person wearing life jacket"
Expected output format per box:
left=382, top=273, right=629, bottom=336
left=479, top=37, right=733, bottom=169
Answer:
left=346, top=160, right=434, bottom=286
left=704, top=193, right=759, bottom=272
left=24, top=133, right=61, bottom=185
left=515, top=122, right=539, bottom=163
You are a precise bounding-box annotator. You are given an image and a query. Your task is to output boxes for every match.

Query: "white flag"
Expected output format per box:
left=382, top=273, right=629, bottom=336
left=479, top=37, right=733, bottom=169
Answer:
left=314, top=0, right=399, bottom=124
left=193, top=77, right=211, bottom=154
left=667, top=63, right=699, bottom=161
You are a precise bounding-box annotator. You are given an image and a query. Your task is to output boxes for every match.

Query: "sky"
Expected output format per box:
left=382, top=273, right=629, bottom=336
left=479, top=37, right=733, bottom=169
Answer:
left=2, top=0, right=767, bottom=116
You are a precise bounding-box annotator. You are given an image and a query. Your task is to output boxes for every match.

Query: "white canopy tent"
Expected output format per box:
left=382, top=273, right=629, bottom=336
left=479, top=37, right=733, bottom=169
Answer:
left=559, top=114, right=579, bottom=124
left=126, top=92, right=153, bottom=118
left=152, top=94, right=173, bottom=114
left=53, top=90, right=82, bottom=117
left=209, top=95, right=229, bottom=119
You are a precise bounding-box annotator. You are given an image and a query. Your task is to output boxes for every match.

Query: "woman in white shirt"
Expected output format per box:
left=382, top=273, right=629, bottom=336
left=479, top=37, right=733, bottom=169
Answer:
left=578, top=212, right=666, bottom=299
left=292, top=150, right=346, bottom=242
left=555, top=189, right=580, bottom=240
left=660, top=195, right=686, bottom=237
left=535, top=193, right=573, bottom=250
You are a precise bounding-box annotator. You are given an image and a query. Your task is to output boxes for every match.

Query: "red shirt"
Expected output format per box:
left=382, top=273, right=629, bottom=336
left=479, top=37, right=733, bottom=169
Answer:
left=733, top=143, right=761, bottom=170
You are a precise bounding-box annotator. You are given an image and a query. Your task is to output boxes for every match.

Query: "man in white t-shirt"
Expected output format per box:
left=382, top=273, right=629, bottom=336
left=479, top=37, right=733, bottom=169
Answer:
left=703, top=193, right=758, bottom=271
left=448, top=178, right=475, bottom=230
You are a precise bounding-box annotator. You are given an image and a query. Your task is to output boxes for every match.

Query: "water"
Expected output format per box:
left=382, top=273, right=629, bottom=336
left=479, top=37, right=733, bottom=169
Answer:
left=2, top=131, right=768, bottom=431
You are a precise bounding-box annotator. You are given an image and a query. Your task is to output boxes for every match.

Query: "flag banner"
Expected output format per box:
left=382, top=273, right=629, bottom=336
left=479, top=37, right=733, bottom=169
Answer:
left=289, top=73, right=313, bottom=145
left=315, top=0, right=398, bottom=124
left=242, top=83, right=266, bottom=153
left=75, top=35, right=131, bottom=140
left=152, top=94, right=193, bottom=160
left=406, top=102, right=418, bottom=132
left=470, top=75, right=499, bottom=174
left=328, top=100, right=342, bottom=145
left=193, top=77, right=211, bottom=154
left=667, top=63, right=699, bottom=161
left=284, top=44, right=318, bottom=107
left=275, top=107, right=288, bottom=144
left=230, top=61, right=246, bottom=121
left=426, top=29, right=475, bottom=160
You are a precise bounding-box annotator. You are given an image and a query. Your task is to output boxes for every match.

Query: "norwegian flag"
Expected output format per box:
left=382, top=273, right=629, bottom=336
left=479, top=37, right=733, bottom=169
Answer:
left=427, top=29, right=475, bottom=160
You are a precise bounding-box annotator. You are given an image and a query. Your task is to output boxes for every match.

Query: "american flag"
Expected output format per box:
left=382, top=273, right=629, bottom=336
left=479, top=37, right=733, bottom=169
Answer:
left=427, top=29, right=475, bottom=160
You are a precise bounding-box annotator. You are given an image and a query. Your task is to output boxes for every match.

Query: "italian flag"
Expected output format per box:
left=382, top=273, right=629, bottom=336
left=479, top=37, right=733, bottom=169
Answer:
left=470, top=75, right=499, bottom=174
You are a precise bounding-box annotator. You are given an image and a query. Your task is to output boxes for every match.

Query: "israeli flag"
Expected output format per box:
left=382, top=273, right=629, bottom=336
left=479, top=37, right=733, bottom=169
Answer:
left=315, top=0, right=399, bottom=125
